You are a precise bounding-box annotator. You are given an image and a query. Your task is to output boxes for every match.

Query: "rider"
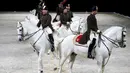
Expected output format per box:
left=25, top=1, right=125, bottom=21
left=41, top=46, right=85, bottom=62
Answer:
left=60, top=8, right=72, bottom=29
left=53, top=3, right=64, bottom=22
left=66, top=4, right=73, bottom=18
left=37, top=6, right=55, bottom=52
left=79, top=6, right=101, bottom=59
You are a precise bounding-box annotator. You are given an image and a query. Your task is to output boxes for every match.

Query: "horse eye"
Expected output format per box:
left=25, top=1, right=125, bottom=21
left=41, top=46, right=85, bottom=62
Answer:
left=20, top=29, right=22, bottom=31
left=123, top=34, right=126, bottom=37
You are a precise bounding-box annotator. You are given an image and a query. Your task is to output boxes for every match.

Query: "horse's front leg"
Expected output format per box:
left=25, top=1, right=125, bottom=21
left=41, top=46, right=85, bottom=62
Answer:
left=47, top=49, right=51, bottom=55
left=101, top=59, right=105, bottom=73
left=97, top=57, right=105, bottom=73
left=38, top=49, right=44, bottom=73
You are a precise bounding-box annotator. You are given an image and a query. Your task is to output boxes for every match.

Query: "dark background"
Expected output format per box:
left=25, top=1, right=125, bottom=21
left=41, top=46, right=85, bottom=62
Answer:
left=0, top=0, right=129, bottom=16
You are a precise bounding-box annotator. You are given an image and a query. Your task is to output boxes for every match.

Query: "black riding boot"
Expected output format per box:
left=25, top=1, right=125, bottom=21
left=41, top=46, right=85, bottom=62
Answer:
left=48, top=34, right=55, bottom=52
left=88, top=38, right=96, bottom=59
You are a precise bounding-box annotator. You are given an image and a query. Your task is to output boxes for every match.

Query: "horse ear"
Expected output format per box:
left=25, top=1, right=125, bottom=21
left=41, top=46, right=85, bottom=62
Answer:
left=17, top=21, right=22, bottom=26
left=19, top=22, right=23, bottom=25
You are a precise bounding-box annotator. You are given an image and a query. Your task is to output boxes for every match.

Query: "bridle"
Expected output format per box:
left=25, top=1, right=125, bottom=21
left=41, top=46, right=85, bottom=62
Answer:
left=17, top=24, right=24, bottom=37
left=17, top=22, right=41, bottom=41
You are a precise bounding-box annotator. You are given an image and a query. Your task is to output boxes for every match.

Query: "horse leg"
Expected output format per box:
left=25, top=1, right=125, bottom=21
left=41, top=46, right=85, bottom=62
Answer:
left=47, top=49, right=51, bottom=55
left=68, top=53, right=77, bottom=73
left=58, top=51, right=71, bottom=73
left=101, top=59, right=105, bottom=73
left=97, top=57, right=105, bottom=73
left=97, top=56, right=103, bottom=73
left=38, top=49, right=44, bottom=73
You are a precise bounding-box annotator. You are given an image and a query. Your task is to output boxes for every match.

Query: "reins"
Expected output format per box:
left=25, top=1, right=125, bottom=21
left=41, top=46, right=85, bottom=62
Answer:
left=24, top=29, right=41, bottom=41
left=100, top=33, right=120, bottom=66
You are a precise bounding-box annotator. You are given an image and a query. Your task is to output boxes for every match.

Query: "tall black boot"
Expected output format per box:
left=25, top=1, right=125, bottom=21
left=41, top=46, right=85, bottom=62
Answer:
left=88, top=38, right=96, bottom=59
left=48, top=34, right=55, bottom=52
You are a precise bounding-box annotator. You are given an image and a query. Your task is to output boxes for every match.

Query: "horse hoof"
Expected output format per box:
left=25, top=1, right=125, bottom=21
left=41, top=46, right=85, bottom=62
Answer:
left=53, top=67, right=58, bottom=71
left=40, top=71, right=43, bottom=73
left=47, top=53, right=50, bottom=55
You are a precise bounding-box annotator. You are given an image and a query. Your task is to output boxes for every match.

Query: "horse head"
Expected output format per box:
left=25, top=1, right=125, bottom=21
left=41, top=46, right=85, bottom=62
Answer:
left=70, top=17, right=87, bottom=34
left=117, top=27, right=127, bottom=48
left=17, top=20, right=38, bottom=41
left=78, top=18, right=87, bottom=34
left=102, top=26, right=127, bottom=48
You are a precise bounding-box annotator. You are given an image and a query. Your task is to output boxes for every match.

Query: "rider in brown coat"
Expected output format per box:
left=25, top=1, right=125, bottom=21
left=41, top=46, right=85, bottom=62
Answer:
left=79, top=6, right=100, bottom=59
left=37, top=7, right=55, bottom=52
left=60, top=8, right=72, bottom=28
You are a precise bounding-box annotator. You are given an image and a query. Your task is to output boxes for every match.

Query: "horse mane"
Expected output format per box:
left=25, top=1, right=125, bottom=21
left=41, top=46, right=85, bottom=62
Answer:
left=21, top=21, right=39, bottom=31
left=103, top=26, right=122, bottom=35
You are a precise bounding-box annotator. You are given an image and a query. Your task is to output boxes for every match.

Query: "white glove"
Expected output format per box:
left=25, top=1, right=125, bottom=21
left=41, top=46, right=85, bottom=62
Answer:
left=67, top=22, right=70, bottom=25
left=97, top=30, right=101, bottom=33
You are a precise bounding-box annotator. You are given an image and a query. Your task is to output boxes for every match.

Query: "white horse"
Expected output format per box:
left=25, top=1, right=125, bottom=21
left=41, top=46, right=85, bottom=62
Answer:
left=57, top=26, right=126, bottom=73
left=17, top=20, right=63, bottom=73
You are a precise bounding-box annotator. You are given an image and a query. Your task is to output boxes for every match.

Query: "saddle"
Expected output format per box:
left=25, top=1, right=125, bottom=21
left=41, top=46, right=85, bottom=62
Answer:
left=73, top=34, right=90, bottom=47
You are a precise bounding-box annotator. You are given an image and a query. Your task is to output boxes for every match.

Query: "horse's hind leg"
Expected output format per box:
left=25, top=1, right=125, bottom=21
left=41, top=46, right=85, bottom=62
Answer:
left=38, top=49, right=44, bottom=73
left=68, top=53, right=77, bottom=73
